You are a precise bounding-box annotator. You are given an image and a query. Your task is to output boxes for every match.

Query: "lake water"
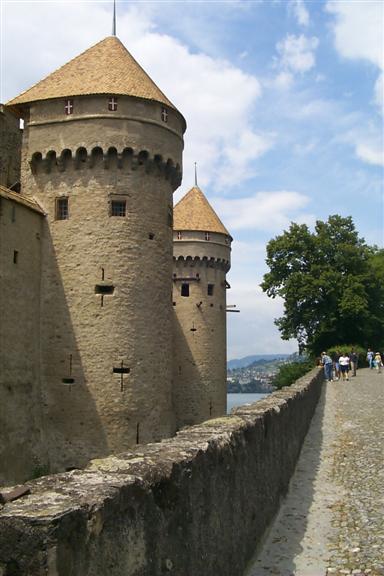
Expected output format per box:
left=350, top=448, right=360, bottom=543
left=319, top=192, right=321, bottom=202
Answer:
left=227, top=393, right=270, bottom=414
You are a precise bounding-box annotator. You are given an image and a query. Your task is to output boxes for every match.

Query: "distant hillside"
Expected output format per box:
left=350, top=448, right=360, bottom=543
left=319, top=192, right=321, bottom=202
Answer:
left=227, top=354, right=291, bottom=370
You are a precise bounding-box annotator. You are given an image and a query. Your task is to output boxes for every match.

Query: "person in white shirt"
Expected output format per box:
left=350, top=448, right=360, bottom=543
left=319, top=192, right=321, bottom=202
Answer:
left=339, top=353, right=350, bottom=381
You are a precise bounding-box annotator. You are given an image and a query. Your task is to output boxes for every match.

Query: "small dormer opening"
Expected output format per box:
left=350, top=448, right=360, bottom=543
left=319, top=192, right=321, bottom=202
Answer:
left=108, top=97, right=118, bottom=111
left=56, top=197, right=69, bottom=220
left=161, top=107, right=168, bottom=123
left=64, top=99, right=73, bottom=115
left=207, top=284, right=214, bottom=296
left=205, top=231, right=211, bottom=241
left=181, top=283, right=189, bottom=297
left=111, top=200, right=126, bottom=217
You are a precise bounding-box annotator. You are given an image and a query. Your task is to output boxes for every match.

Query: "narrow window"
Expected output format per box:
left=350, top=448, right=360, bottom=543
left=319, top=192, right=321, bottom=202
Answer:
left=56, top=197, right=69, bottom=220
left=177, top=231, right=182, bottom=240
left=161, top=107, right=168, bottom=123
left=207, top=284, right=214, bottom=296
left=64, top=99, right=73, bottom=115
left=111, top=200, right=126, bottom=217
left=108, top=97, right=118, bottom=111
left=13, top=250, right=18, bottom=264
left=168, top=207, right=173, bottom=227
left=205, top=231, right=210, bottom=241
left=181, top=283, right=189, bottom=297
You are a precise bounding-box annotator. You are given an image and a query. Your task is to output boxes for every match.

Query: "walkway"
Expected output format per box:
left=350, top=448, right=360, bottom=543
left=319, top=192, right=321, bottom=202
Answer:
left=245, top=367, right=384, bottom=576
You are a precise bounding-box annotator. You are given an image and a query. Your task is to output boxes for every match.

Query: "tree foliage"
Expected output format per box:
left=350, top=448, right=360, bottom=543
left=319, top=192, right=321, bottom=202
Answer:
left=272, top=361, right=313, bottom=389
left=261, top=215, right=384, bottom=355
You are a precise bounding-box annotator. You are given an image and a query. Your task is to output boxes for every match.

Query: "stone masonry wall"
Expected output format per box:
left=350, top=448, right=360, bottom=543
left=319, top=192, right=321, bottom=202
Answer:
left=0, top=194, right=46, bottom=485
left=0, top=106, right=21, bottom=189
left=0, top=368, right=322, bottom=576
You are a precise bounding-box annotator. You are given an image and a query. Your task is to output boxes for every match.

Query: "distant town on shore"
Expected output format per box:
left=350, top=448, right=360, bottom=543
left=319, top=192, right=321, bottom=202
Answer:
left=227, top=354, right=296, bottom=393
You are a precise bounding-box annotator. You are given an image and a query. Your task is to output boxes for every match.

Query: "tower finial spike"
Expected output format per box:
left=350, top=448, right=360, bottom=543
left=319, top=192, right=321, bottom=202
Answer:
left=112, top=0, right=117, bottom=36
left=194, top=162, right=198, bottom=187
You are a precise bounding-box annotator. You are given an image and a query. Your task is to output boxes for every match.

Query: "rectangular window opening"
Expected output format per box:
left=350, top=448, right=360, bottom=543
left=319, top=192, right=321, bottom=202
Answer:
left=207, top=284, right=214, bottom=296
left=13, top=250, right=18, bottom=264
left=62, top=378, right=75, bottom=384
left=113, top=366, right=130, bottom=374
left=56, top=197, right=69, bottom=220
left=181, top=283, right=189, bottom=297
left=111, top=200, right=126, bottom=217
left=177, top=231, right=182, bottom=240
left=205, top=231, right=211, bottom=241
left=95, top=284, right=114, bottom=295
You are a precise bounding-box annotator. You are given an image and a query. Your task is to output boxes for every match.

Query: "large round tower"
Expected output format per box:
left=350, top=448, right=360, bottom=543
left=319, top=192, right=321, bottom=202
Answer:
left=7, top=36, right=185, bottom=471
left=172, top=186, right=232, bottom=427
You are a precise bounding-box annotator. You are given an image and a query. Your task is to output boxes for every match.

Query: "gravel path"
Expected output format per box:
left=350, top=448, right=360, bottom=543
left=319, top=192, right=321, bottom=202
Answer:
left=244, top=368, right=384, bottom=576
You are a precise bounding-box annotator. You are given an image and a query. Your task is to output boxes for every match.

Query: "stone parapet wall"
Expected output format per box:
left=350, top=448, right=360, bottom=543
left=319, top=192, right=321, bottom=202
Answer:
left=0, top=368, right=323, bottom=576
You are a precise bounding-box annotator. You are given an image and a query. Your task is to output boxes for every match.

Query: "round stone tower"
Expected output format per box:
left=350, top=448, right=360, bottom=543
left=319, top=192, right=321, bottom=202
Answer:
left=172, top=186, right=232, bottom=427
left=7, top=36, right=186, bottom=471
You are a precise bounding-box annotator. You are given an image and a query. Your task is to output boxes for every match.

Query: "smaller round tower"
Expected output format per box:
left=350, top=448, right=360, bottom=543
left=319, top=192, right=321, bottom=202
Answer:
left=172, top=186, right=232, bottom=427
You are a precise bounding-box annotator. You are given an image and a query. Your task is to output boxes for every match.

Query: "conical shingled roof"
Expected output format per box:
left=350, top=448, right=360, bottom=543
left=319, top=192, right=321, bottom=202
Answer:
left=7, top=36, right=180, bottom=115
left=174, top=186, right=230, bottom=236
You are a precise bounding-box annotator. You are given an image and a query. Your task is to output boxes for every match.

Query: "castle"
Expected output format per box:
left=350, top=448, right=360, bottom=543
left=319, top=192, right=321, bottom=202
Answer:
left=0, top=35, right=232, bottom=484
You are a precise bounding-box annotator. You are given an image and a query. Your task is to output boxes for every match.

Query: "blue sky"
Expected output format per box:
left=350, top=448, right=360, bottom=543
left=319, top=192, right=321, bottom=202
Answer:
left=1, top=0, right=383, bottom=358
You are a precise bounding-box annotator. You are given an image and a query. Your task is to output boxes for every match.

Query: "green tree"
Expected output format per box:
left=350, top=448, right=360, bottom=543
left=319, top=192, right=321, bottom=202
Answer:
left=261, top=215, right=384, bottom=355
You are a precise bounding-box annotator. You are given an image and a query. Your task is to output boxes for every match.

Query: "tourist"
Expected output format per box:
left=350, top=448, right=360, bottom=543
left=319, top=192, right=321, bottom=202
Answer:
left=367, top=348, right=374, bottom=369
left=321, top=352, right=333, bottom=382
left=338, top=352, right=350, bottom=381
left=332, top=350, right=340, bottom=380
left=350, top=349, right=358, bottom=377
left=374, top=352, right=383, bottom=374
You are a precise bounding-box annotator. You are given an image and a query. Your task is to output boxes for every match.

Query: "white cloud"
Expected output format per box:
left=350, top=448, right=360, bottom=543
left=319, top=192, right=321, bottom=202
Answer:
left=227, top=285, right=298, bottom=358
left=2, top=2, right=266, bottom=194
left=290, top=0, right=310, bottom=27
left=273, top=71, right=294, bottom=90
left=326, top=1, right=383, bottom=69
left=374, top=72, right=383, bottom=109
left=212, top=190, right=313, bottom=232
left=276, top=34, right=319, bottom=74
left=355, top=142, right=384, bottom=167
left=326, top=1, right=384, bottom=112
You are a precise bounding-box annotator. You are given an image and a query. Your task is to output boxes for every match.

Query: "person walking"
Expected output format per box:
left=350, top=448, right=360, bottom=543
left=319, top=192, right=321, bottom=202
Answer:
left=367, top=348, right=374, bottom=369
left=374, top=352, right=383, bottom=374
left=321, top=352, right=333, bottom=382
left=332, top=350, right=340, bottom=380
left=350, top=349, right=358, bottom=377
left=339, top=352, right=350, bottom=381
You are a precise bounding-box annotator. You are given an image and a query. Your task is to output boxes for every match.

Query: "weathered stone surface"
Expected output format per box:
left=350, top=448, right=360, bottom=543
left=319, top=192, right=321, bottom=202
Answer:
left=0, top=368, right=322, bottom=576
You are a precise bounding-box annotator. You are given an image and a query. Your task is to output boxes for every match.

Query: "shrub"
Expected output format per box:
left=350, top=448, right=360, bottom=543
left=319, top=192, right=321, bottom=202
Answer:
left=272, top=360, right=313, bottom=389
left=326, top=344, right=368, bottom=367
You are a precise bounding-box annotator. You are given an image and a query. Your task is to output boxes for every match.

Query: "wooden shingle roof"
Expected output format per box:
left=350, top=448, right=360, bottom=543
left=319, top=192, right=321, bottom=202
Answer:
left=174, top=186, right=230, bottom=236
left=7, top=36, right=179, bottom=113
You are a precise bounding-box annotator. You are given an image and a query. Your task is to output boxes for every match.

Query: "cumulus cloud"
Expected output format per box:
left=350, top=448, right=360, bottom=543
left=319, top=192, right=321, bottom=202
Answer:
left=276, top=34, right=319, bottom=74
left=2, top=2, right=267, bottom=194
left=290, top=0, right=310, bottom=27
left=326, top=1, right=383, bottom=68
left=212, top=190, right=314, bottom=232
left=227, top=285, right=297, bottom=357
left=326, top=1, right=383, bottom=112
left=355, top=142, right=384, bottom=167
